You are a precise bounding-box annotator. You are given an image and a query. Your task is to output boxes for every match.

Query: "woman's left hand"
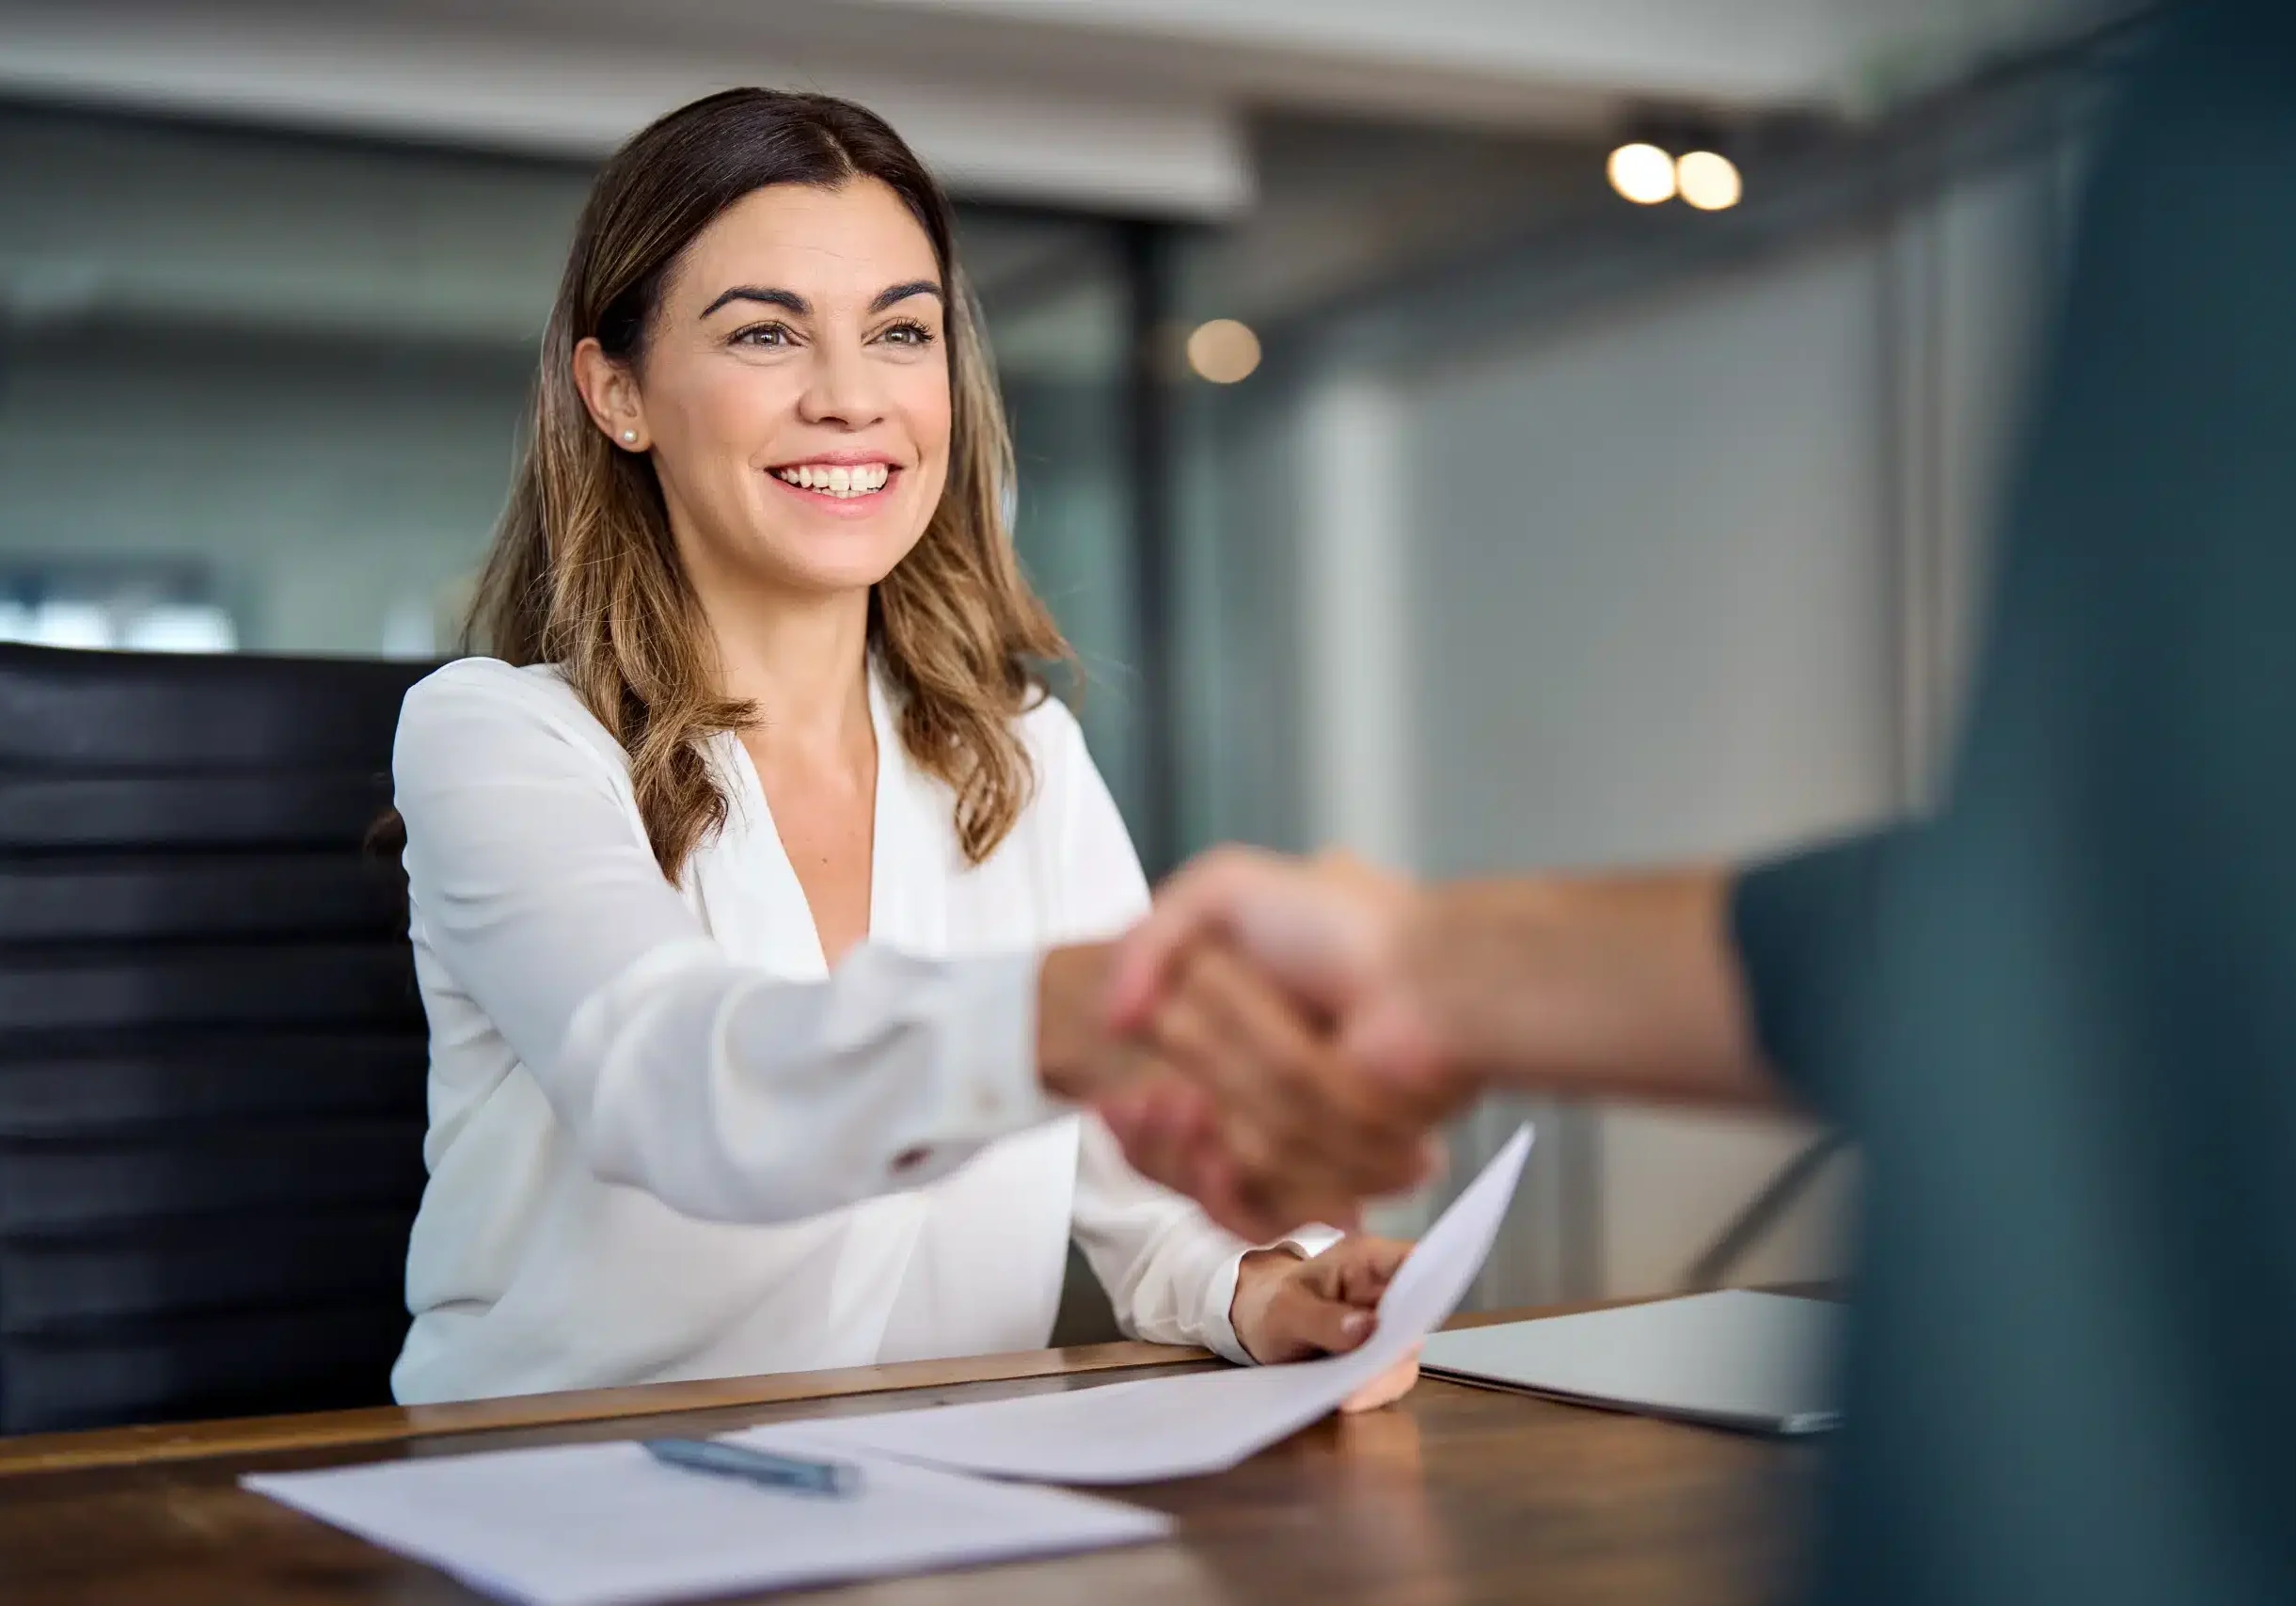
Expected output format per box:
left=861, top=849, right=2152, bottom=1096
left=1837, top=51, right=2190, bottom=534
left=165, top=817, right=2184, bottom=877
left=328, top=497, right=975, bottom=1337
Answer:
left=1228, top=1235, right=1422, bottom=1408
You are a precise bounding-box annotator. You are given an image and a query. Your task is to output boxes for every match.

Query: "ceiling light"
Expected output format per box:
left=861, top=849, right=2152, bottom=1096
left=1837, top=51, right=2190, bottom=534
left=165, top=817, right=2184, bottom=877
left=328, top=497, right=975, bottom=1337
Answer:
left=1676, top=151, right=1743, bottom=212
left=1607, top=143, right=1677, bottom=206
left=1186, top=319, right=1262, bottom=385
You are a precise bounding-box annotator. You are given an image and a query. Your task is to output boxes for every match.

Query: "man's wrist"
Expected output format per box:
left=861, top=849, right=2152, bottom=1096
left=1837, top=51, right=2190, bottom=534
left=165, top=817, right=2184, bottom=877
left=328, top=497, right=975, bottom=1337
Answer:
left=1413, top=868, right=1774, bottom=1105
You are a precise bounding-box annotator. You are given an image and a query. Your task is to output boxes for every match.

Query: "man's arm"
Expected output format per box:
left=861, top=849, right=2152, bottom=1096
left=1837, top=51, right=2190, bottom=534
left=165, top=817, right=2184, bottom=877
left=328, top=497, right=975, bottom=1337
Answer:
left=1406, top=868, right=1779, bottom=1107
left=1100, top=831, right=1903, bottom=1228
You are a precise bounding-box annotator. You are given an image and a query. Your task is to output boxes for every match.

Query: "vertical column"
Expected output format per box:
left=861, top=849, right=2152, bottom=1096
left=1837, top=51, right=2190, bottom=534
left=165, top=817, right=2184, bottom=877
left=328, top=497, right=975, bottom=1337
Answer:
left=1292, top=370, right=1582, bottom=1296
left=1294, top=373, right=1433, bottom=1239
left=1296, top=373, right=1417, bottom=868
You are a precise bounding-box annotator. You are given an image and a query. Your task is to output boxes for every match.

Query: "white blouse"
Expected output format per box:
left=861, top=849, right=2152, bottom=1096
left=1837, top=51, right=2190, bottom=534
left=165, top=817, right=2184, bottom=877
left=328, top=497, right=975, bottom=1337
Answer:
left=388, top=657, right=1272, bottom=1405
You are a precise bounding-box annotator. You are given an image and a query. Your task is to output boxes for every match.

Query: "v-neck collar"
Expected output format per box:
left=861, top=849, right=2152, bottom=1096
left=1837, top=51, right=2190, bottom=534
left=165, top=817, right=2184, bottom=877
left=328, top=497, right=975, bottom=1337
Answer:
left=858, top=664, right=949, bottom=961
left=706, top=660, right=946, bottom=976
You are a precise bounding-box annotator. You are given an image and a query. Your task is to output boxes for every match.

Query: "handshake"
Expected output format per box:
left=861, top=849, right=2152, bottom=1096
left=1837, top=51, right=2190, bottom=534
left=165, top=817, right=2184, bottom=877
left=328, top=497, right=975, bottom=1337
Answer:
left=1039, top=848, right=1772, bottom=1242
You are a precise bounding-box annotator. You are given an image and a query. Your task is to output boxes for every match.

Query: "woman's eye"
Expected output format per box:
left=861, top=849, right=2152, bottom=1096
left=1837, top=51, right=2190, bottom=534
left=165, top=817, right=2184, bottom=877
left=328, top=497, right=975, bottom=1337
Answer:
left=731, top=323, right=793, bottom=348
left=878, top=321, right=937, bottom=348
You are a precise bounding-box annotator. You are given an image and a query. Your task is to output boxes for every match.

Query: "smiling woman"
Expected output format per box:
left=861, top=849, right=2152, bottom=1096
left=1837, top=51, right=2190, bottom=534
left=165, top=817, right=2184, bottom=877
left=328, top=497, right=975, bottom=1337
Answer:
left=383, top=88, right=1417, bottom=1408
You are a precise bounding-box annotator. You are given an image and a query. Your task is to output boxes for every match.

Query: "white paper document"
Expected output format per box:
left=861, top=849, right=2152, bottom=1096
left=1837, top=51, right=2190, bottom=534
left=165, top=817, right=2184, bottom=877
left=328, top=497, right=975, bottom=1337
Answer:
left=774, top=1124, right=1534, bottom=1485
left=243, top=1432, right=1169, bottom=1606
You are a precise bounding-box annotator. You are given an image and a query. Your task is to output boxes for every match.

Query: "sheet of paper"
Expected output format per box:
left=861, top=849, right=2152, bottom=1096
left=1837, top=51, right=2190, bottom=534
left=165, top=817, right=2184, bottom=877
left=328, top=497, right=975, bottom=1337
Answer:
left=775, top=1124, right=1533, bottom=1485
left=242, top=1432, right=1170, bottom=1606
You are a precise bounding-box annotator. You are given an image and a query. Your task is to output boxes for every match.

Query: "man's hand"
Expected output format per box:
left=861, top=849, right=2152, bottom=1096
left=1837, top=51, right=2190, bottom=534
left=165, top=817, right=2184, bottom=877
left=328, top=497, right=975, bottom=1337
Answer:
left=1095, top=851, right=1475, bottom=1232
left=1105, top=848, right=1422, bottom=1057
left=1039, top=931, right=1431, bottom=1240
left=1102, top=935, right=1444, bottom=1238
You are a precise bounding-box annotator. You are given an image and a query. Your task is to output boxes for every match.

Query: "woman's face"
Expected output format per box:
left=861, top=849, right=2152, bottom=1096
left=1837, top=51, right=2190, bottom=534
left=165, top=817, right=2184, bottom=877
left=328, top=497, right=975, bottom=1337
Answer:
left=578, top=178, right=953, bottom=599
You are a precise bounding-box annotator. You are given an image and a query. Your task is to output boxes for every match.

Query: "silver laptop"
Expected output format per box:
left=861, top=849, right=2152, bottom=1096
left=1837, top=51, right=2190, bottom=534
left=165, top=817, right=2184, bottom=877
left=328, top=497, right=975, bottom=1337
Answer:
left=1419, top=1289, right=1843, bottom=1436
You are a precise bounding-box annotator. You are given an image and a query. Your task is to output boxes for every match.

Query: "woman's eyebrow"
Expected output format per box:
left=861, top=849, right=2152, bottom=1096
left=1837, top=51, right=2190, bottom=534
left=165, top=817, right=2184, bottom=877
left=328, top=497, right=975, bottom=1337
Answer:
left=697, top=282, right=942, bottom=319
left=700, top=286, right=809, bottom=318
left=870, top=279, right=943, bottom=313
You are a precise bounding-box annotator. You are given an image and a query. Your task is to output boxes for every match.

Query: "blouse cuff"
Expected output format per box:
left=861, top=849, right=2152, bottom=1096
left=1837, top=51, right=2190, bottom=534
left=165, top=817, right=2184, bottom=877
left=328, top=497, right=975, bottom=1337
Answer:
left=1196, top=1251, right=1258, bottom=1366
left=944, top=947, right=1058, bottom=1131
left=1282, top=1224, right=1345, bottom=1260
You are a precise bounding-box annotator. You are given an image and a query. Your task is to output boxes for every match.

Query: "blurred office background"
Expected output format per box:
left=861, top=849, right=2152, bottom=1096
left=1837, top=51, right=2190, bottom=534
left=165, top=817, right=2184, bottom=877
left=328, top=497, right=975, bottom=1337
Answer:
left=0, top=0, right=2145, bottom=1312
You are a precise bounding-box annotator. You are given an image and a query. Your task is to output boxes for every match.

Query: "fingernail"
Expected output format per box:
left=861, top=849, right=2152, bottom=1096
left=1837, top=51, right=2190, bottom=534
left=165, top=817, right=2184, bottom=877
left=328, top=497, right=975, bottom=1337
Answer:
left=1341, top=1312, right=1372, bottom=1341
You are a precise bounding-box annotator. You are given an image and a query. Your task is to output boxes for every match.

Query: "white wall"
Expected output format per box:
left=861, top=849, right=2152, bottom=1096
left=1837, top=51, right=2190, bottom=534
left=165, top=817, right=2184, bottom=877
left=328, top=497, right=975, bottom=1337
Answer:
left=1404, top=238, right=1901, bottom=878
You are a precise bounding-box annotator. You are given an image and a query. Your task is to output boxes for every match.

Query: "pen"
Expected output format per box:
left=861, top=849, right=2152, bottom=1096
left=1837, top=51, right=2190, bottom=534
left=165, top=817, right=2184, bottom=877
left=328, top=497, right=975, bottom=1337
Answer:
left=641, top=1438, right=866, bottom=1498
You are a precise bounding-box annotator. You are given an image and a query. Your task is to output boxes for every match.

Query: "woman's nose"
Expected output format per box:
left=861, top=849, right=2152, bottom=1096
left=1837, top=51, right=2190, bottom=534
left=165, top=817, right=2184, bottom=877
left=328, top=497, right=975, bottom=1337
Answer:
left=798, top=334, right=887, bottom=428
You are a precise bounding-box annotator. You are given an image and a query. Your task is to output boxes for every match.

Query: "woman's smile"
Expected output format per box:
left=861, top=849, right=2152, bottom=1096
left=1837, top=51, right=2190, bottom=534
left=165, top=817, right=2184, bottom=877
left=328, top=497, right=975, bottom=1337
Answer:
left=768, top=453, right=902, bottom=512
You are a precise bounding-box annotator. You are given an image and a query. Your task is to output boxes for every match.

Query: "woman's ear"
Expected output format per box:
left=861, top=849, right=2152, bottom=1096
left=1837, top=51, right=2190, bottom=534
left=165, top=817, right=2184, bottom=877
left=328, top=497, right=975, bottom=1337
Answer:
left=573, top=337, right=650, bottom=452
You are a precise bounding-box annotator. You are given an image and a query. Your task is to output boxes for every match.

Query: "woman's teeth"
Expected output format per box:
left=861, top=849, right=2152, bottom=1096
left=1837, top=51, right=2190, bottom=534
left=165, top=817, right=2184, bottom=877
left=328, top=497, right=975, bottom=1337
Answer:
left=775, top=463, right=891, bottom=498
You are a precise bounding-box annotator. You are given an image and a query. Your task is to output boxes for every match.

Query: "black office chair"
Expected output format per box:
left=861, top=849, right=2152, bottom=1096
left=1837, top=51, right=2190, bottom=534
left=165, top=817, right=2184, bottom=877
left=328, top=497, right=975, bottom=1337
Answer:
left=0, top=644, right=434, bottom=1434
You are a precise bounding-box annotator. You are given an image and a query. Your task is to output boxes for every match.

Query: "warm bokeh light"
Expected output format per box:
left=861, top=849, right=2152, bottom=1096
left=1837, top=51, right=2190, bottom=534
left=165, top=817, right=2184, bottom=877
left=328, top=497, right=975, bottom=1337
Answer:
left=1606, top=142, right=1677, bottom=205
left=1676, top=151, right=1744, bottom=212
left=1186, top=318, right=1263, bottom=384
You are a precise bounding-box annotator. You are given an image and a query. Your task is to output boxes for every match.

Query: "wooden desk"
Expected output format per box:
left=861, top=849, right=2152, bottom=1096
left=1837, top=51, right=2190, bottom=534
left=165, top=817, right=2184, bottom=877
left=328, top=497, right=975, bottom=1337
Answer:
left=0, top=1303, right=1824, bottom=1605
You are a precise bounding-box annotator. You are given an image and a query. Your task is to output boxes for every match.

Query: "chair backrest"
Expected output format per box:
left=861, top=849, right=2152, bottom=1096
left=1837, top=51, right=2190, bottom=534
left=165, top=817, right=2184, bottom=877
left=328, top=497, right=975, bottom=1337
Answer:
left=0, top=644, right=435, bottom=1435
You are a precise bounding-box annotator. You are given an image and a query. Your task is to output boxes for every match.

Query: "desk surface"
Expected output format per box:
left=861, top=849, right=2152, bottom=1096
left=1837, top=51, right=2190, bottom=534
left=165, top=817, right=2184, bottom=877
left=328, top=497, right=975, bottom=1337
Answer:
left=0, top=1299, right=1824, bottom=1606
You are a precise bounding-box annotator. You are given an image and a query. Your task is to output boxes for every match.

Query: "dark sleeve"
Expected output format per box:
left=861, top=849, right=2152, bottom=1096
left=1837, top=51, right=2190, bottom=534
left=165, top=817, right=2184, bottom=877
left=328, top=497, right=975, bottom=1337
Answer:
left=1728, top=825, right=1904, bottom=1120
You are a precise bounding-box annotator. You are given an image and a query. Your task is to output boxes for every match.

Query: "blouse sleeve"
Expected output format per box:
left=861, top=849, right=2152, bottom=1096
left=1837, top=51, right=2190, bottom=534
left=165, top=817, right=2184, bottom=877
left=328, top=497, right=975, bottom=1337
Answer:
left=393, top=660, right=1053, bottom=1225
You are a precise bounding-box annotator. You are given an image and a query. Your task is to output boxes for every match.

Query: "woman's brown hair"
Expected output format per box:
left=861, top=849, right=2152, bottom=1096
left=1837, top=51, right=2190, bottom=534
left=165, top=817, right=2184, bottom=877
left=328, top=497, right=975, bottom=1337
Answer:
left=466, top=88, right=1069, bottom=879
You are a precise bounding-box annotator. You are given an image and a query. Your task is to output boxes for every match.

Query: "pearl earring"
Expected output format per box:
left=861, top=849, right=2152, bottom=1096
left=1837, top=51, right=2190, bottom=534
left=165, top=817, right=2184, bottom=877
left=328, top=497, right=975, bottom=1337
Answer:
left=621, top=429, right=638, bottom=444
